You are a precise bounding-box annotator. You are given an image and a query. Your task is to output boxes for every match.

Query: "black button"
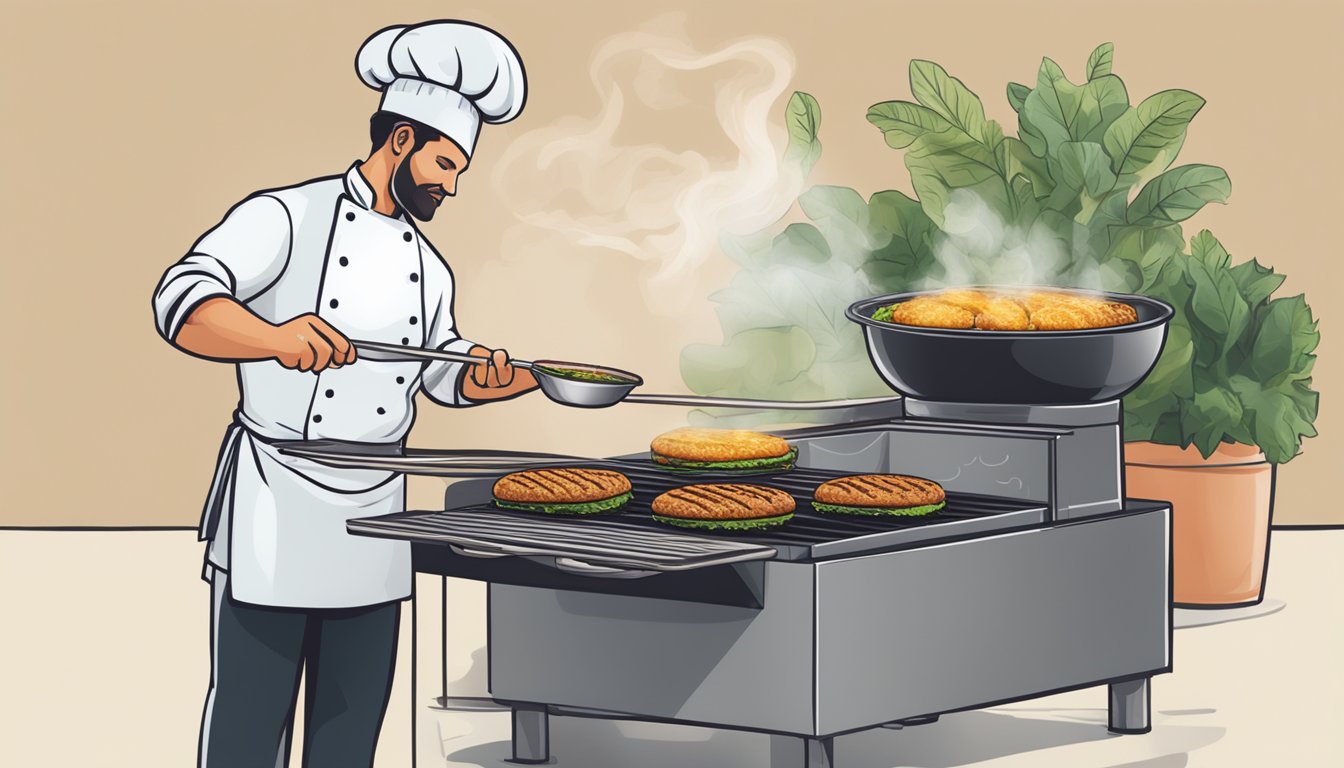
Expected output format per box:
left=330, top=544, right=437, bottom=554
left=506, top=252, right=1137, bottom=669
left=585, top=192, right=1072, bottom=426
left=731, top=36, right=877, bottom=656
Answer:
left=410, top=273, right=419, bottom=283
left=403, top=232, right=413, bottom=242
left=339, top=256, right=349, bottom=267
left=396, top=376, right=405, bottom=384
left=345, top=212, right=355, bottom=221
left=377, top=407, right=386, bottom=415
left=325, top=389, right=334, bottom=398
left=329, top=299, right=339, bottom=309
left=312, top=414, right=323, bottom=423
left=401, top=337, right=410, bottom=345
left=409, top=317, right=418, bottom=325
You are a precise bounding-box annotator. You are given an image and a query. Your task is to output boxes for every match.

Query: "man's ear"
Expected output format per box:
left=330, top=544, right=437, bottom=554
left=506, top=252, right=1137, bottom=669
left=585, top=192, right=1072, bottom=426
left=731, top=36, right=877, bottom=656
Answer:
left=391, top=124, right=415, bottom=156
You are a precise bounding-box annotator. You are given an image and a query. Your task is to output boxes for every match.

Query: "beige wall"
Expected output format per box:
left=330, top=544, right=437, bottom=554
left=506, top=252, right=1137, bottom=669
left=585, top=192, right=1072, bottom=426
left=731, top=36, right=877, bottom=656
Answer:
left=1, top=0, right=1338, bottom=526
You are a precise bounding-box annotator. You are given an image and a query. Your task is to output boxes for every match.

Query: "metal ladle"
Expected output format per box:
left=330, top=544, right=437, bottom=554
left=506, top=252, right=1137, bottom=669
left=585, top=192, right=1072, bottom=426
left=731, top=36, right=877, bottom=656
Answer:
left=353, top=340, right=899, bottom=411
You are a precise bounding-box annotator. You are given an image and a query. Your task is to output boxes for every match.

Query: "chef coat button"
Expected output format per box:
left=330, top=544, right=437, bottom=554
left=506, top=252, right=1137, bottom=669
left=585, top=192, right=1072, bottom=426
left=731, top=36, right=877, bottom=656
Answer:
left=329, top=299, right=339, bottom=309
left=409, top=316, right=418, bottom=325
left=325, top=389, right=334, bottom=398
left=403, top=232, right=413, bottom=242
left=410, top=273, right=419, bottom=283
left=339, top=256, right=349, bottom=267
left=396, top=376, right=405, bottom=384
left=401, top=337, right=410, bottom=345
left=312, top=414, right=323, bottom=423
left=345, top=212, right=355, bottom=222
left=377, top=407, right=386, bottom=415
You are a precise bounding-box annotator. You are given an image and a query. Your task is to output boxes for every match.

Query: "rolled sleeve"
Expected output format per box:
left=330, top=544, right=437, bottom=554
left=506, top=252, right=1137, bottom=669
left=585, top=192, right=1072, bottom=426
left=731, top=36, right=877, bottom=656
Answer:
left=152, top=194, right=292, bottom=342
left=418, top=252, right=479, bottom=407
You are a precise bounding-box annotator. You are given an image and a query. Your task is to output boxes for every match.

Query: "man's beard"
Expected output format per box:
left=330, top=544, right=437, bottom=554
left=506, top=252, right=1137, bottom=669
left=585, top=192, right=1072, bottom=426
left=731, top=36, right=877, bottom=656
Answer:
left=391, top=153, right=442, bottom=222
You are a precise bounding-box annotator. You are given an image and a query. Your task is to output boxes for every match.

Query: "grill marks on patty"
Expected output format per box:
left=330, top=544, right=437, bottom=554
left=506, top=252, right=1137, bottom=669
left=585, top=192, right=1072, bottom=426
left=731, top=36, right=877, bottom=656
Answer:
left=493, top=468, right=633, bottom=504
left=813, top=474, right=945, bottom=508
left=652, top=483, right=797, bottom=520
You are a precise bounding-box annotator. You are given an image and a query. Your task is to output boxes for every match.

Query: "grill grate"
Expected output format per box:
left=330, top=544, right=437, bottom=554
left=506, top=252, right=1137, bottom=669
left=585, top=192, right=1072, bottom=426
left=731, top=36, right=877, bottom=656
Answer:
left=349, top=461, right=1048, bottom=568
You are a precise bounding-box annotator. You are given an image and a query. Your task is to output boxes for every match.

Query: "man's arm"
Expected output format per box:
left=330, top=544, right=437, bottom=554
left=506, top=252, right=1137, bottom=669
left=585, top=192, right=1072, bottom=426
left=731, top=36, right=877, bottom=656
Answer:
left=175, top=297, right=356, bottom=372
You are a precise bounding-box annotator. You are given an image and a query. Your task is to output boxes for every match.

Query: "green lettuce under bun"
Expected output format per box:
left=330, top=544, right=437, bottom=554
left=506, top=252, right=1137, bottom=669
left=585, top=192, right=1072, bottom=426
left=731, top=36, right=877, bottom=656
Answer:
left=811, top=500, right=946, bottom=517
left=651, top=447, right=798, bottom=472
left=494, top=491, right=633, bottom=515
left=652, top=512, right=794, bottom=531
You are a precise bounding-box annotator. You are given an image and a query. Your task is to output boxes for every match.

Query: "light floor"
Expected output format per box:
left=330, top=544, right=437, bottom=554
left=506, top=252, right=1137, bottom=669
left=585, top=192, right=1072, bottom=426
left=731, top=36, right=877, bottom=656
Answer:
left=1, top=529, right=1340, bottom=768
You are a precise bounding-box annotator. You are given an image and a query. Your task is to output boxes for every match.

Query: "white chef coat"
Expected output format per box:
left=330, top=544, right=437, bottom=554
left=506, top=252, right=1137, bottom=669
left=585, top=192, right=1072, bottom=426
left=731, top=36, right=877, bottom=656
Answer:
left=153, top=164, right=479, bottom=608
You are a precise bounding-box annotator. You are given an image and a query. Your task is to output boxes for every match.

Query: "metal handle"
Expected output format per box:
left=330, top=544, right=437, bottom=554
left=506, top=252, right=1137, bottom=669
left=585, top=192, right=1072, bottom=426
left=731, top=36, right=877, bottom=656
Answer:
left=450, top=544, right=511, bottom=559
left=353, top=339, right=535, bottom=369
left=621, top=394, right=903, bottom=410
left=552, top=557, right=660, bottom=579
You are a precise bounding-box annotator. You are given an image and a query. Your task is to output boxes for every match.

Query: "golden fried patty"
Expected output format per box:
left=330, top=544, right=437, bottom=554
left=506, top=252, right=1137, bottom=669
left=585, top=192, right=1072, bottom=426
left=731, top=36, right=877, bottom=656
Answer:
left=651, top=484, right=796, bottom=520
left=651, top=428, right=792, bottom=463
left=493, top=468, right=632, bottom=504
left=813, top=474, right=946, bottom=508
left=882, top=289, right=1137, bottom=331
left=890, top=296, right=975, bottom=329
left=1021, top=292, right=1138, bottom=330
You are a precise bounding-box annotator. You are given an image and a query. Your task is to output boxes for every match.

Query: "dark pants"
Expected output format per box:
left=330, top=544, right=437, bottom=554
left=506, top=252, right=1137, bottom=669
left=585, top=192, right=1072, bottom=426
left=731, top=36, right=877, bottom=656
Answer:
left=198, top=570, right=401, bottom=768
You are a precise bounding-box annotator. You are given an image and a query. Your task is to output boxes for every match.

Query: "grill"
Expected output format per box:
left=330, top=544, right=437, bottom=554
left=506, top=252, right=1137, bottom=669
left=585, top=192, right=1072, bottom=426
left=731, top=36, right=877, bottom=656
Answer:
left=295, top=396, right=1173, bottom=768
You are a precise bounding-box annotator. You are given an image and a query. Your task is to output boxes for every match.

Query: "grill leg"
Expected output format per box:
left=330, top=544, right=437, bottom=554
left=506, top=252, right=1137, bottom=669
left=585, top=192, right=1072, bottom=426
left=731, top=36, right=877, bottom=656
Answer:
left=1108, top=676, right=1151, bottom=734
left=769, top=736, right=834, bottom=768
left=511, top=705, right=549, bottom=763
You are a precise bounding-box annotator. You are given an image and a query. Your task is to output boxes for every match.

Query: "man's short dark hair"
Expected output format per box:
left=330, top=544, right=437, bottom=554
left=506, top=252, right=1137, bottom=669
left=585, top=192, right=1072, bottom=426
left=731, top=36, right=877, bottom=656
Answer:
left=369, top=111, right=444, bottom=154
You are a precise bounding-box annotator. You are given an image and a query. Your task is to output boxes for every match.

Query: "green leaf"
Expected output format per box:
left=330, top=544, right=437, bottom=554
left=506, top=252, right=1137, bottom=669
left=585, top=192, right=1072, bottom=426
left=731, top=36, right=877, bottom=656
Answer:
left=1103, top=89, right=1205, bottom=187
left=1183, top=383, right=1243, bottom=457
left=1126, top=164, right=1231, bottom=226
left=799, top=185, right=876, bottom=267
left=783, top=91, right=822, bottom=176
left=1228, top=374, right=1319, bottom=463
left=866, top=100, right=954, bottom=149
left=909, top=59, right=989, bottom=144
left=1000, top=136, right=1054, bottom=197
left=1189, top=229, right=1230, bottom=269
left=1228, top=258, right=1285, bottom=308
left=1186, top=258, right=1251, bottom=359
left=1248, top=295, right=1319, bottom=382
left=1085, top=43, right=1114, bottom=80
left=904, top=128, right=1006, bottom=227
left=865, top=190, right=937, bottom=291
left=1047, top=141, right=1117, bottom=220
left=769, top=223, right=831, bottom=266
left=1105, top=225, right=1184, bottom=290
left=1006, top=82, right=1031, bottom=113
left=1019, top=58, right=1130, bottom=157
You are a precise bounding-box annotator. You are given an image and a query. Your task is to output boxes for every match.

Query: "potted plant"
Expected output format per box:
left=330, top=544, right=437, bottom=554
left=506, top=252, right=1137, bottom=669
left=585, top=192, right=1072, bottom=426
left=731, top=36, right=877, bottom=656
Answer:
left=681, top=44, right=1320, bottom=606
left=1123, top=234, right=1319, bottom=606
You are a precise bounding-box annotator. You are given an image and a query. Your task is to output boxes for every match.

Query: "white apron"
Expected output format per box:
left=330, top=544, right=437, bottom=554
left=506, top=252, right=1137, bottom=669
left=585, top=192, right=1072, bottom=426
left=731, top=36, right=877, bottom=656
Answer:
left=155, top=165, right=478, bottom=608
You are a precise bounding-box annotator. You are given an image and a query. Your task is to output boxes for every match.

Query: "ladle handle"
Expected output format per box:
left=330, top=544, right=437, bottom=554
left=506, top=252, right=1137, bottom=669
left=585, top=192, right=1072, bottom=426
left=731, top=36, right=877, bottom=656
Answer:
left=353, top=339, right=534, bottom=369
left=620, top=394, right=903, bottom=410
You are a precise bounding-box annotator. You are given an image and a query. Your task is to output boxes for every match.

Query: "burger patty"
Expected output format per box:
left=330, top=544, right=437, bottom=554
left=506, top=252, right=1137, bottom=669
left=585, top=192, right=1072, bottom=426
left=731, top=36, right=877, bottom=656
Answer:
left=651, top=428, right=792, bottom=463
left=812, top=474, right=945, bottom=508
left=493, top=468, right=633, bottom=504
left=651, top=484, right=796, bottom=521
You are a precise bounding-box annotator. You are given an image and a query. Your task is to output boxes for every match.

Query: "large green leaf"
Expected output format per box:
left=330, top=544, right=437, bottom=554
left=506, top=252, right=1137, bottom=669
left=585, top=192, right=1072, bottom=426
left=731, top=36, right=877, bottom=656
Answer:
left=1000, top=136, right=1054, bottom=198
left=1248, top=294, right=1319, bottom=382
left=1126, top=164, right=1231, bottom=226
left=1103, top=89, right=1205, bottom=187
left=865, top=190, right=937, bottom=291
left=1019, top=58, right=1130, bottom=157
left=1047, top=141, right=1117, bottom=220
left=1104, top=225, right=1184, bottom=291
left=1189, top=229, right=1230, bottom=269
left=909, top=59, right=989, bottom=143
left=1229, top=258, right=1285, bottom=308
left=1228, top=374, right=1319, bottom=463
left=768, top=223, right=831, bottom=266
left=1006, top=82, right=1031, bottom=113
left=1186, top=258, right=1251, bottom=359
left=799, top=185, right=876, bottom=267
left=1085, top=43, right=1114, bottom=80
left=783, top=91, right=822, bottom=176
left=1183, top=382, right=1244, bottom=457
left=866, top=101, right=954, bottom=149
left=904, top=128, right=1006, bottom=227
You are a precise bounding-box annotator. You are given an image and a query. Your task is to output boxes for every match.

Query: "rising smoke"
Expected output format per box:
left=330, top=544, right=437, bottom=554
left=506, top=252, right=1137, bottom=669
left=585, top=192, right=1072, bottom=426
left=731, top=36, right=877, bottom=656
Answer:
left=491, top=16, right=804, bottom=315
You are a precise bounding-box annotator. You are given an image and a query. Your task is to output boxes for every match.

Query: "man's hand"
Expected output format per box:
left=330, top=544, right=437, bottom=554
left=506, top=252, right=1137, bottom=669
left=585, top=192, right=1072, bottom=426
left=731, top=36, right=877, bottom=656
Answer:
left=269, top=314, right=357, bottom=373
left=462, top=345, right=537, bottom=401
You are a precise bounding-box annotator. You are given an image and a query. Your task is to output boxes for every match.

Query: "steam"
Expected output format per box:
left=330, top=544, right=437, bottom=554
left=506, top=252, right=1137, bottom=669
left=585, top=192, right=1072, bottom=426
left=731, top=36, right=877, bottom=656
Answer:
left=927, top=189, right=1109, bottom=292
left=491, top=16, right=803, bottom=313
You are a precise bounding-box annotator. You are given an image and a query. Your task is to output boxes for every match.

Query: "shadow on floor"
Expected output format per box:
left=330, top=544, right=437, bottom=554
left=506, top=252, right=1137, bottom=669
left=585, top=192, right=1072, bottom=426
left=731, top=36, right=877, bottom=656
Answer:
left=445, top=708, right=1226, bottom=768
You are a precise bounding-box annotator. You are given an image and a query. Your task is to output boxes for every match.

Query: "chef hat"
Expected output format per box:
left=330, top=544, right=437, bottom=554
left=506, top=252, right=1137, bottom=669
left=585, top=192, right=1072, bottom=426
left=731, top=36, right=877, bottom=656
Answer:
left=356, top=21, right=527, bottom=157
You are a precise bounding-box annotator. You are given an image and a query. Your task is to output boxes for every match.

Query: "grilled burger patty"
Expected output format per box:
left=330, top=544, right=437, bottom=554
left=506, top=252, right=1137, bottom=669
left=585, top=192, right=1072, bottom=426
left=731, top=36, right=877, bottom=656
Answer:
left=493, top=468, right=633, bottom=514
left=812, top=474, right=946, bottom=516
left=875, top=289, right=1137, bottom=331
left=651, top=428, right=795, bottom=471
left=651, top=483, right=795, bottom=529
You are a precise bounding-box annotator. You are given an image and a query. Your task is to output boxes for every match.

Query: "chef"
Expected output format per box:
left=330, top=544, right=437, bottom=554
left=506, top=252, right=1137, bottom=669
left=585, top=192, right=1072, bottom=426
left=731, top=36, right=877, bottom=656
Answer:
left=151, top=21, right=536, bottom=768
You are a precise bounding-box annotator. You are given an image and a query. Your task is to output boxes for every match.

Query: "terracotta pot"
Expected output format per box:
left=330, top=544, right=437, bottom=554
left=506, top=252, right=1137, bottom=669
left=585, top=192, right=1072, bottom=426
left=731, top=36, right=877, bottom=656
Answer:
left=1124, top=441, right=1276, bottom=608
